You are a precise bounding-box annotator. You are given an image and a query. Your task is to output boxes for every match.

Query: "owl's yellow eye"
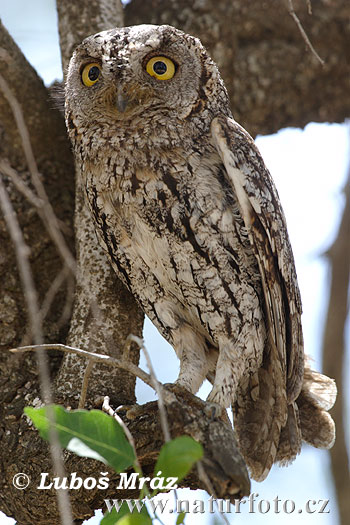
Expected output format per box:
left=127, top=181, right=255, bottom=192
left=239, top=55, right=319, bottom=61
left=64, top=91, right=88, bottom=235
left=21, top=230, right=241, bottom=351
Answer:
left=146, top=56, right=175, bottom=80
left=81, top=63, right=101, bottom=86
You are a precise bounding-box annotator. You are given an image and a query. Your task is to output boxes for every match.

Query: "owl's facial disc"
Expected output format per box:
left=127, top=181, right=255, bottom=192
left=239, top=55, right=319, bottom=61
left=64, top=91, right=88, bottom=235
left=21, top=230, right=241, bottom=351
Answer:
left=66, top=24, right=216, bottom=123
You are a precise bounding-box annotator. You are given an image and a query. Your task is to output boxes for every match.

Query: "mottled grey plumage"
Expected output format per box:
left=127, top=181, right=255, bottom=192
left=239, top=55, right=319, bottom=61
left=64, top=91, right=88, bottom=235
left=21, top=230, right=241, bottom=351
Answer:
left=65, top=24, right=336, bottom=480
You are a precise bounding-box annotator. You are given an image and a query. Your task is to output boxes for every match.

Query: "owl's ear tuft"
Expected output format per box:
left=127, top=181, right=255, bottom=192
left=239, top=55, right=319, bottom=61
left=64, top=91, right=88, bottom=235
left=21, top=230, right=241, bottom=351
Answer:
left=49, top=81, right=65, bottom=114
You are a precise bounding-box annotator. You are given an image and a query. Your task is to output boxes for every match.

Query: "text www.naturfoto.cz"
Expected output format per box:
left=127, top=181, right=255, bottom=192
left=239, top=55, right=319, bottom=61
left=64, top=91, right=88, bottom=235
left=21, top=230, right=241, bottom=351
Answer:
left=104, top=494, right=330, bottom=515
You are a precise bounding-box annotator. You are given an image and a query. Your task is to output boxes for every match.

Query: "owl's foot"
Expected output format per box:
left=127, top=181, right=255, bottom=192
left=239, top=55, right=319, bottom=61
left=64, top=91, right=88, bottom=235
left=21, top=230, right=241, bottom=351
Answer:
left=204, top=401, right=232, bottom=426
left=164, top=381, right=191, bottom=398
left=173, top=376, right=197, bottom=393
left=207, top=384, right=232, bottom=409
left=204, top=401, right=224, bottom=420
left=110, top=403, right=143, bottom=420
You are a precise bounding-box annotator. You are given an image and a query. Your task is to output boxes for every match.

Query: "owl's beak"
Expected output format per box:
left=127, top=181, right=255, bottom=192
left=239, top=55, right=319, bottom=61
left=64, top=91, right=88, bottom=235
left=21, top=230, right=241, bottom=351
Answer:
left=116, top=88, right=129, bottom=113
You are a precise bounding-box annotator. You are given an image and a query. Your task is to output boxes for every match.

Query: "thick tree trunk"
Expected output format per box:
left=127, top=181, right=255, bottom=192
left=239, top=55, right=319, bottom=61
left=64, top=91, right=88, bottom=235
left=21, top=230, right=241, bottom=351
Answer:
left=0, top=0, right=349, bottom=523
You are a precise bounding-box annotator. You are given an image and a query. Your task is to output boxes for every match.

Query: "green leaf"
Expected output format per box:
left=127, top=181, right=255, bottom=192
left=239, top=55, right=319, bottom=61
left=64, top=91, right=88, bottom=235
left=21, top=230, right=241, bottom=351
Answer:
left=25, top=405, right=135, bottom=473
left=176, top=511, right=186, bottom=524
left=116, top=514, right=151, bottom=525
left=101, top=504, right=151, bottom=525
left=101, top=507, right=121, bottom=525
left=154, top=436, right=203, bottom=484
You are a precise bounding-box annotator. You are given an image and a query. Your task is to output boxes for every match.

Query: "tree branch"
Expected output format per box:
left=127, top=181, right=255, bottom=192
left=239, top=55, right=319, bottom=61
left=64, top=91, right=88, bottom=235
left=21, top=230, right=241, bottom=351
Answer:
left=286, top=0, right=325, bottom=66
left=322, top=164, right=350, bottom=525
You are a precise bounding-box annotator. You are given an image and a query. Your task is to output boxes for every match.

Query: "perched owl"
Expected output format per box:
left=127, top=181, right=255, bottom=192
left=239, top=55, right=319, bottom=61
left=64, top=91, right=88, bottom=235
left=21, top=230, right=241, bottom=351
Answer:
left=65, top=24, right=336, bottom=481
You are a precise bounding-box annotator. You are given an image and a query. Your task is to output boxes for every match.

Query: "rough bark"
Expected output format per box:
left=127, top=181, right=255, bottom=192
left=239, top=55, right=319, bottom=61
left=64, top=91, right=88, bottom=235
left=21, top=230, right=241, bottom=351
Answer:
left=322, top=169, right=350, bottom=525
left=126, top=0, right=350, bottom=137
left=0, top=0, right=349, bottom=523
left=0, top=18, right=75, bottom=522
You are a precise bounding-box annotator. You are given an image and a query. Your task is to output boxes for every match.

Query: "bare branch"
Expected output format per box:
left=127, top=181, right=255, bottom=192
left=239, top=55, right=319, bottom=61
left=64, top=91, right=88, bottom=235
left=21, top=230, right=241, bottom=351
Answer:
left=322, top=160, right=350, bottom=525
left=102, top=396, right=143, bottom=474
left=286, top=0, right=325, bottom=66
left=128, top=335, right=172, bottom=443
left=0, top=160, right=44, bottom=209
left=79, top=359, right=95, bottom=409
left=11, top=343, right=156, bottom=391
left=306, top=0, right=312, bottom=15
left=39, top=266, right=73, bottom=326
left=0, top=178, right=41, bottom=346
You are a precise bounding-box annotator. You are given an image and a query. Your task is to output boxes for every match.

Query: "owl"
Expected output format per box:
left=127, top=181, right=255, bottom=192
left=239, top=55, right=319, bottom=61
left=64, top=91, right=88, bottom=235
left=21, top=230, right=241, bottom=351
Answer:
left=65, top=24, right=336, bottom=481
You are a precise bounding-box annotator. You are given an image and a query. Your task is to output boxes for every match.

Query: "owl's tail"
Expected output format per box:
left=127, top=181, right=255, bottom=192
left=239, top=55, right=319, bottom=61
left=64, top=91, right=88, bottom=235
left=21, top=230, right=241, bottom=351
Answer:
left=275, top=365, right=336, bottom=466
left=295, top=365, right=336, bottom=449
left=233, top=357, right=336, bottom=481
left=233, top=340, right=288, bottom=481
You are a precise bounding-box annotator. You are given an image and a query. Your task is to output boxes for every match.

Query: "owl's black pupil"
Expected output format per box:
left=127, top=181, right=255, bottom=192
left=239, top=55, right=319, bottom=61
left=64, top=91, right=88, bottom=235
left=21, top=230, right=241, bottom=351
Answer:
left=88, top=66, right=100, bottom=81
left=153, top=61, right=167, bottom=75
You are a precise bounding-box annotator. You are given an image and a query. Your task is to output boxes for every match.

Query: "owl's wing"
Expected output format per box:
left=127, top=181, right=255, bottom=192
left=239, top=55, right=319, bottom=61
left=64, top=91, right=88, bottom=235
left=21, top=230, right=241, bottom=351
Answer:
left=211, top=115, right=304, bottom=402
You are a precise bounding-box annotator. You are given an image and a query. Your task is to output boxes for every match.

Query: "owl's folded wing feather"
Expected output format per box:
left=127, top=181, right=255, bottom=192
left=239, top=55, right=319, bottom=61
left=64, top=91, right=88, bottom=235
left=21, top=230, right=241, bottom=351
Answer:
left=211, top=115, right=304, bottom=402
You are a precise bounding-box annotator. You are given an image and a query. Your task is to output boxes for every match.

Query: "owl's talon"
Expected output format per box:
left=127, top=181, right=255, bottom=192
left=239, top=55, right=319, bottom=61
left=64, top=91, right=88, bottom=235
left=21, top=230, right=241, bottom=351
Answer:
left=204, top=401, right=232, bottom=426
left=163, top=382, right=190, bottom=397
left=204, top=401, right=223, bottom=420
left=116, top=403, right=142, bottom=420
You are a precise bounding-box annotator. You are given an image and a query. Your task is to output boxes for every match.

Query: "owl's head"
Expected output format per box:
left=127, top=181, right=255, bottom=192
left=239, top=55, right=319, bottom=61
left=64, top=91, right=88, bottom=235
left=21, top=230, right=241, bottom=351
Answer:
left=65, top=24, right=229, bottom=136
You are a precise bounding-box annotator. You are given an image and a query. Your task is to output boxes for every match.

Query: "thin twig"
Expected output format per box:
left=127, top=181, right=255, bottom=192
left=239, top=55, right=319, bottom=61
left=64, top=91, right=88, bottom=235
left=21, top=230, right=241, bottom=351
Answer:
left=0, top=179, right=41, bottom=350
left=79, top=360, right=94, bottom=409
left=57, top=272, right=75, bottom=329
left=0, top=178, right=73, bottom=525
left=0, top=159, right=75, bottom=333
left=122, top=334, right=134, bottom=363
left=322, top=156, right=350, bottom=523
left=0, top=158, right=72, bottom=241
left=111, top=337, right=179, bottom=512
left=102, top=396, right=142, bottom=474
left=127, top=338, right=181, bottom=511
left=128, top=335, right=171, bottom=443
left=39, top=266, right=69, bottom=322
left=306, top=0, right=312, bottom=15
left=0, top=73, right=76, bottom=274
left=0, top=160, right=44, bottom=208
left=78, top=297, right=111, bottom=408
left=76, top=296, right=124, bottom=408
left=18, top=266, right=67, bottom=347
left=103, top=396, right=167, bottom=525
left=286, top=0, right=325, bottom=66
left=10, top=343, right=157, bottom=391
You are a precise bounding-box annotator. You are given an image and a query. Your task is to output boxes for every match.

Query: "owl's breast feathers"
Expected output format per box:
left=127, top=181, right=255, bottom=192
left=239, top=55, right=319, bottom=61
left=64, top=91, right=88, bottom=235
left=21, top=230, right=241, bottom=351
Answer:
left=81, top=124, right=265, bottom=353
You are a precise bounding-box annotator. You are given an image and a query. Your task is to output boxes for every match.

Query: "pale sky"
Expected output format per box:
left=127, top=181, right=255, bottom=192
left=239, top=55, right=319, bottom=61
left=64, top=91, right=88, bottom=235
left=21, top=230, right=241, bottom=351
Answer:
left=0, top=2, right=348, bottom=524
